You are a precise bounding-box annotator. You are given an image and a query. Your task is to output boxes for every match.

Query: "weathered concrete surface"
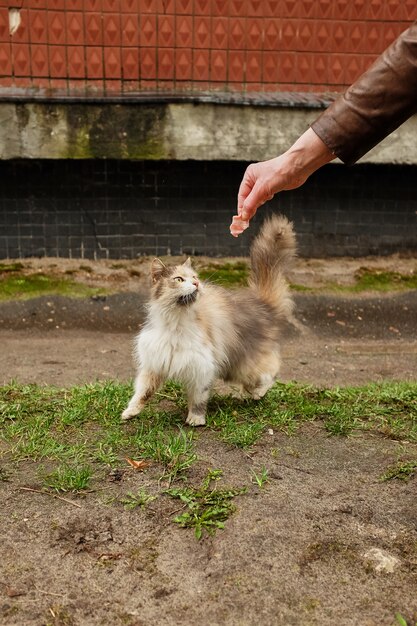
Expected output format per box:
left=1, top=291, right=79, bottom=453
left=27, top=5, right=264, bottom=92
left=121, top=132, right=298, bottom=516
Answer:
left=1, top=101, right=417, bottom=164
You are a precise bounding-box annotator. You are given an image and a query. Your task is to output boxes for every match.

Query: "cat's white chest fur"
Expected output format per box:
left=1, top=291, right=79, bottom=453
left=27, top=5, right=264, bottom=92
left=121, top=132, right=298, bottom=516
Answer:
left=135, top=316, right=216, bottom=386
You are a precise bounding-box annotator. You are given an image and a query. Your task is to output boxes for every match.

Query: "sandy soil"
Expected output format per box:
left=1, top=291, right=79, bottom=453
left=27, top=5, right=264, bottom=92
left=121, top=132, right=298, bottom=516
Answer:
left=1, top=255, right=416, bottom=626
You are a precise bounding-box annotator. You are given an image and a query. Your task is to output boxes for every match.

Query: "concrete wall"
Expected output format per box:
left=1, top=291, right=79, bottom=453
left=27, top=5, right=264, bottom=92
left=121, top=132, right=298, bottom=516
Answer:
left=1, top=101, right=417, bottom=164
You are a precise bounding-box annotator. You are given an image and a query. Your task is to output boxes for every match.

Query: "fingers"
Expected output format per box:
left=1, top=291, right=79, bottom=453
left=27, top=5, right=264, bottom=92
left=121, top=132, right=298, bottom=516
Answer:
left=232, top=166, right=268, bottom=238
left=240, top=179, right=267, bottom=221
left=237, top=168, right=255, bottom=216
left=232, top=160, right=278, bottom=237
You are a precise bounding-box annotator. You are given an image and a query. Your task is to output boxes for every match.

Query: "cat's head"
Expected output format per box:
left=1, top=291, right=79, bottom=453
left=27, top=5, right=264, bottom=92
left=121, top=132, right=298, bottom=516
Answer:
left=150, top=257, right=201, bottom=307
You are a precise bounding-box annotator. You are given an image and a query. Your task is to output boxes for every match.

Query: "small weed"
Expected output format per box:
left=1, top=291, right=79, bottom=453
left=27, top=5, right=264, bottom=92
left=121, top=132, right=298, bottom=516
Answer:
left=166, top=470, right=246, bottom=539
left=381, top=460, right=417, bottom=482
left=94, top=442, right=119, bottom=467
left=45, top=604, right=75, bottom=626
left=251, top=466, right=269, bottom=488
left=0, top=467, right=10, bottom=481
left=42, top=464, right=92, bottom=492
left=393, top=613, right=417, bottom=626
left=203, top=468, right=223, bottom=486
left=121, top=489, right=157, bottom=510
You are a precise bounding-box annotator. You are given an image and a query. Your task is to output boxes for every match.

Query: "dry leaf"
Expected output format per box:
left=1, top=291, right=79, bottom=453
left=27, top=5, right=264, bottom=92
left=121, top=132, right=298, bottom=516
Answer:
left=125, top=458, right=151, bottom=470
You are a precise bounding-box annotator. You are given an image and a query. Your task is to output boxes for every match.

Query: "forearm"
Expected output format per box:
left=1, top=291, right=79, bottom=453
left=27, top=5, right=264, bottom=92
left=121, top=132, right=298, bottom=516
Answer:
left=312, top=21, right=417, bottom=165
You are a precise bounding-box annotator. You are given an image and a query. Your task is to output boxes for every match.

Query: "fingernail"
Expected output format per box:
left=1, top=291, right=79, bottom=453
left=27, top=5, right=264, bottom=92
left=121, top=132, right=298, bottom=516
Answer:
left=241, top=211, right=248, bottom=220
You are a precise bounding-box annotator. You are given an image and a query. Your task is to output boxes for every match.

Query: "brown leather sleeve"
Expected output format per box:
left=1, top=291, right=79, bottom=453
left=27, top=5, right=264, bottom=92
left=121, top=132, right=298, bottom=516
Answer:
left=311, top=21, right=417, bottom=165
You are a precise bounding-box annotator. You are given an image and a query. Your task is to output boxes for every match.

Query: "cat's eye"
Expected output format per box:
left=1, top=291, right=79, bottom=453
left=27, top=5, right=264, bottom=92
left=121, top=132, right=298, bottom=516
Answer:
left=173, top=276, right=184, bottom=282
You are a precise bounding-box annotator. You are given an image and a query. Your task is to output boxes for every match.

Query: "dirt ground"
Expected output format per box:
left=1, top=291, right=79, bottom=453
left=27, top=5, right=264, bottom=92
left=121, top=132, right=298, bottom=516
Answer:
left=1, top=255, right=417, bottom=626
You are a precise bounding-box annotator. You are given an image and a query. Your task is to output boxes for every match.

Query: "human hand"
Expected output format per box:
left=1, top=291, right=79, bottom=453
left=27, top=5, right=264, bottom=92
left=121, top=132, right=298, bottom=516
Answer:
left=230, top=128, right=335, bottom=237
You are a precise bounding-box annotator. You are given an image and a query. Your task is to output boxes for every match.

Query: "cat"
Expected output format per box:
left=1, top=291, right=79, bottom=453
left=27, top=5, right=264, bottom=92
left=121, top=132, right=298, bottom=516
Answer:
left=121, top=214, right=296, bottom=426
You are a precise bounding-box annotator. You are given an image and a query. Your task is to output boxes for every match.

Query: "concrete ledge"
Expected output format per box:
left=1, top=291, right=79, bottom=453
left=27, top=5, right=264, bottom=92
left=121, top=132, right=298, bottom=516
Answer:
left=1, top=100, right=417, bottom=164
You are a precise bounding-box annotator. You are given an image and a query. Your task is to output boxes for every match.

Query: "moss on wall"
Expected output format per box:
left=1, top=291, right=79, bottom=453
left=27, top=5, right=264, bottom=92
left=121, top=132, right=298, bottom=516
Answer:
left=65, top=104, right=169, bottom=159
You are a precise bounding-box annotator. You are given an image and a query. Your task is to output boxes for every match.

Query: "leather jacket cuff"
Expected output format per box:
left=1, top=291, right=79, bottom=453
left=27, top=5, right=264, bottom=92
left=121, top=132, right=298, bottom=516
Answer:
left=311, top=20, right=417, bottom=165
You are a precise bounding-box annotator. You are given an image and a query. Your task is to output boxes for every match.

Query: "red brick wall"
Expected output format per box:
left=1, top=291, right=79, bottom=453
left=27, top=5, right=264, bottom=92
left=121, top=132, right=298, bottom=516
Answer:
left=0, top=0, right=416, bottom=97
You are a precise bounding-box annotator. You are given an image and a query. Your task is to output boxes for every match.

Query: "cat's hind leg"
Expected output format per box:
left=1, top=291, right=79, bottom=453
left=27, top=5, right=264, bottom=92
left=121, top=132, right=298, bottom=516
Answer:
left=245, top=372, right=276, bottom=400
left=242, top=352, right=281, bottom=400
left=121, top=370, right=162, bottom=421
left=185, top=382, right=212, bottom=426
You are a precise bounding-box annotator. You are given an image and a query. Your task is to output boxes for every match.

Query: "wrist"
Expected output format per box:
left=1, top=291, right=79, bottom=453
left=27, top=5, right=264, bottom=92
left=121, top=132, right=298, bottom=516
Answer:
left=285, top=127, right=335, bottom=177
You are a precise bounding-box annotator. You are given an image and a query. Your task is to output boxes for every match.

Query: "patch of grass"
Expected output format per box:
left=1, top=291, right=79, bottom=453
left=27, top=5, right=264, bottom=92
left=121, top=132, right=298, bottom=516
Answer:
left=0, top=273, right=109, bottom=301
left=353, top=268, right=417, bottom=292
left=1, top=381, right=416, bottom=493
left=137, top=427, right=197, bottom=482
left=211, top=408, right=265, bottom=447
left=41, top=463, right=92, bottom=492
left=166, top=469, right=246, bottom=539
left=381, top=460, right=417, bottom=482
left=207, top=381, right=417, bottom=447
left=198, top=261, right=249, bottom=287
left=289, top=283, right=313, bottom=292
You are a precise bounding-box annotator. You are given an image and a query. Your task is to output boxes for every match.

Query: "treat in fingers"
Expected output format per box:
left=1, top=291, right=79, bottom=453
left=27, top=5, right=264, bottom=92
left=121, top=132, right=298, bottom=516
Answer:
left=230, top=214, right=249, bottom=237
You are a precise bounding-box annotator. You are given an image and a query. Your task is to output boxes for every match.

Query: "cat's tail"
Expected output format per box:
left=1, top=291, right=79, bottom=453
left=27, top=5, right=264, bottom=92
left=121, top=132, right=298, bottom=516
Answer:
left=248, top=214, right=296, bottom=318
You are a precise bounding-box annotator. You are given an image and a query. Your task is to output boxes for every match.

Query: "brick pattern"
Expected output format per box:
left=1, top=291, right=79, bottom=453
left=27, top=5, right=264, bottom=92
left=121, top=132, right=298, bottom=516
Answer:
left=0, top=160, right=416, bottom=258
left=0, top=0, right=416, bottom=95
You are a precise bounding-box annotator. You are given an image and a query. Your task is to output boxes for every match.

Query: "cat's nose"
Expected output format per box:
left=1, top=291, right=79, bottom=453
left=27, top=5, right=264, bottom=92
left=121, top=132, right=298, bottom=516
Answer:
left=192, top=279, right=199, bottom=289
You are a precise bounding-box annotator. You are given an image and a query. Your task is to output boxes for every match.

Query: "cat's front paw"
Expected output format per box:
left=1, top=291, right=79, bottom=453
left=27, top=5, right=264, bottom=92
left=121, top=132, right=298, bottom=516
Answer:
left=121, top=407, right=139, bottom=421
left=186, top=414, right=206, bottom=427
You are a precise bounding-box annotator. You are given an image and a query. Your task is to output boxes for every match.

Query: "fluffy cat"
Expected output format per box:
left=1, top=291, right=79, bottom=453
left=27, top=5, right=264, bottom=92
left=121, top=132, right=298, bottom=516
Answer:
left=122, top=214, right=296, bottom=426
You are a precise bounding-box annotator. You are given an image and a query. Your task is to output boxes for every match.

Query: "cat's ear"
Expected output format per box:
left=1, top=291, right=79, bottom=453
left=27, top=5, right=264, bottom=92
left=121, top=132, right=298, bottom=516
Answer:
left=151, top=258, right=168, bottom=283
left=184, top=257, right=192, bottom=268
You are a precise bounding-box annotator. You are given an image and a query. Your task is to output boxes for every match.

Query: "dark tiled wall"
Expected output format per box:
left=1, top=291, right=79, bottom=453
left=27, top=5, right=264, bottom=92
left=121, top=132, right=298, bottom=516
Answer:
left=0, top=159, right=416, bottom=259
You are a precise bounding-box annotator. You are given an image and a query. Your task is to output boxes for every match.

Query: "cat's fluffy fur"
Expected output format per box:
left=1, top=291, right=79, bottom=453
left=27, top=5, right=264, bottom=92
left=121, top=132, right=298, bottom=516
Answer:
left=122, top=214, right=296, bottom=426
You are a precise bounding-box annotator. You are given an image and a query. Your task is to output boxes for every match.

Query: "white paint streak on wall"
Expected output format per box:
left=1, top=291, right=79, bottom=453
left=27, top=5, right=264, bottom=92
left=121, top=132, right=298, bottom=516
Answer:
left=8, top=8, right=21, bottom=35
